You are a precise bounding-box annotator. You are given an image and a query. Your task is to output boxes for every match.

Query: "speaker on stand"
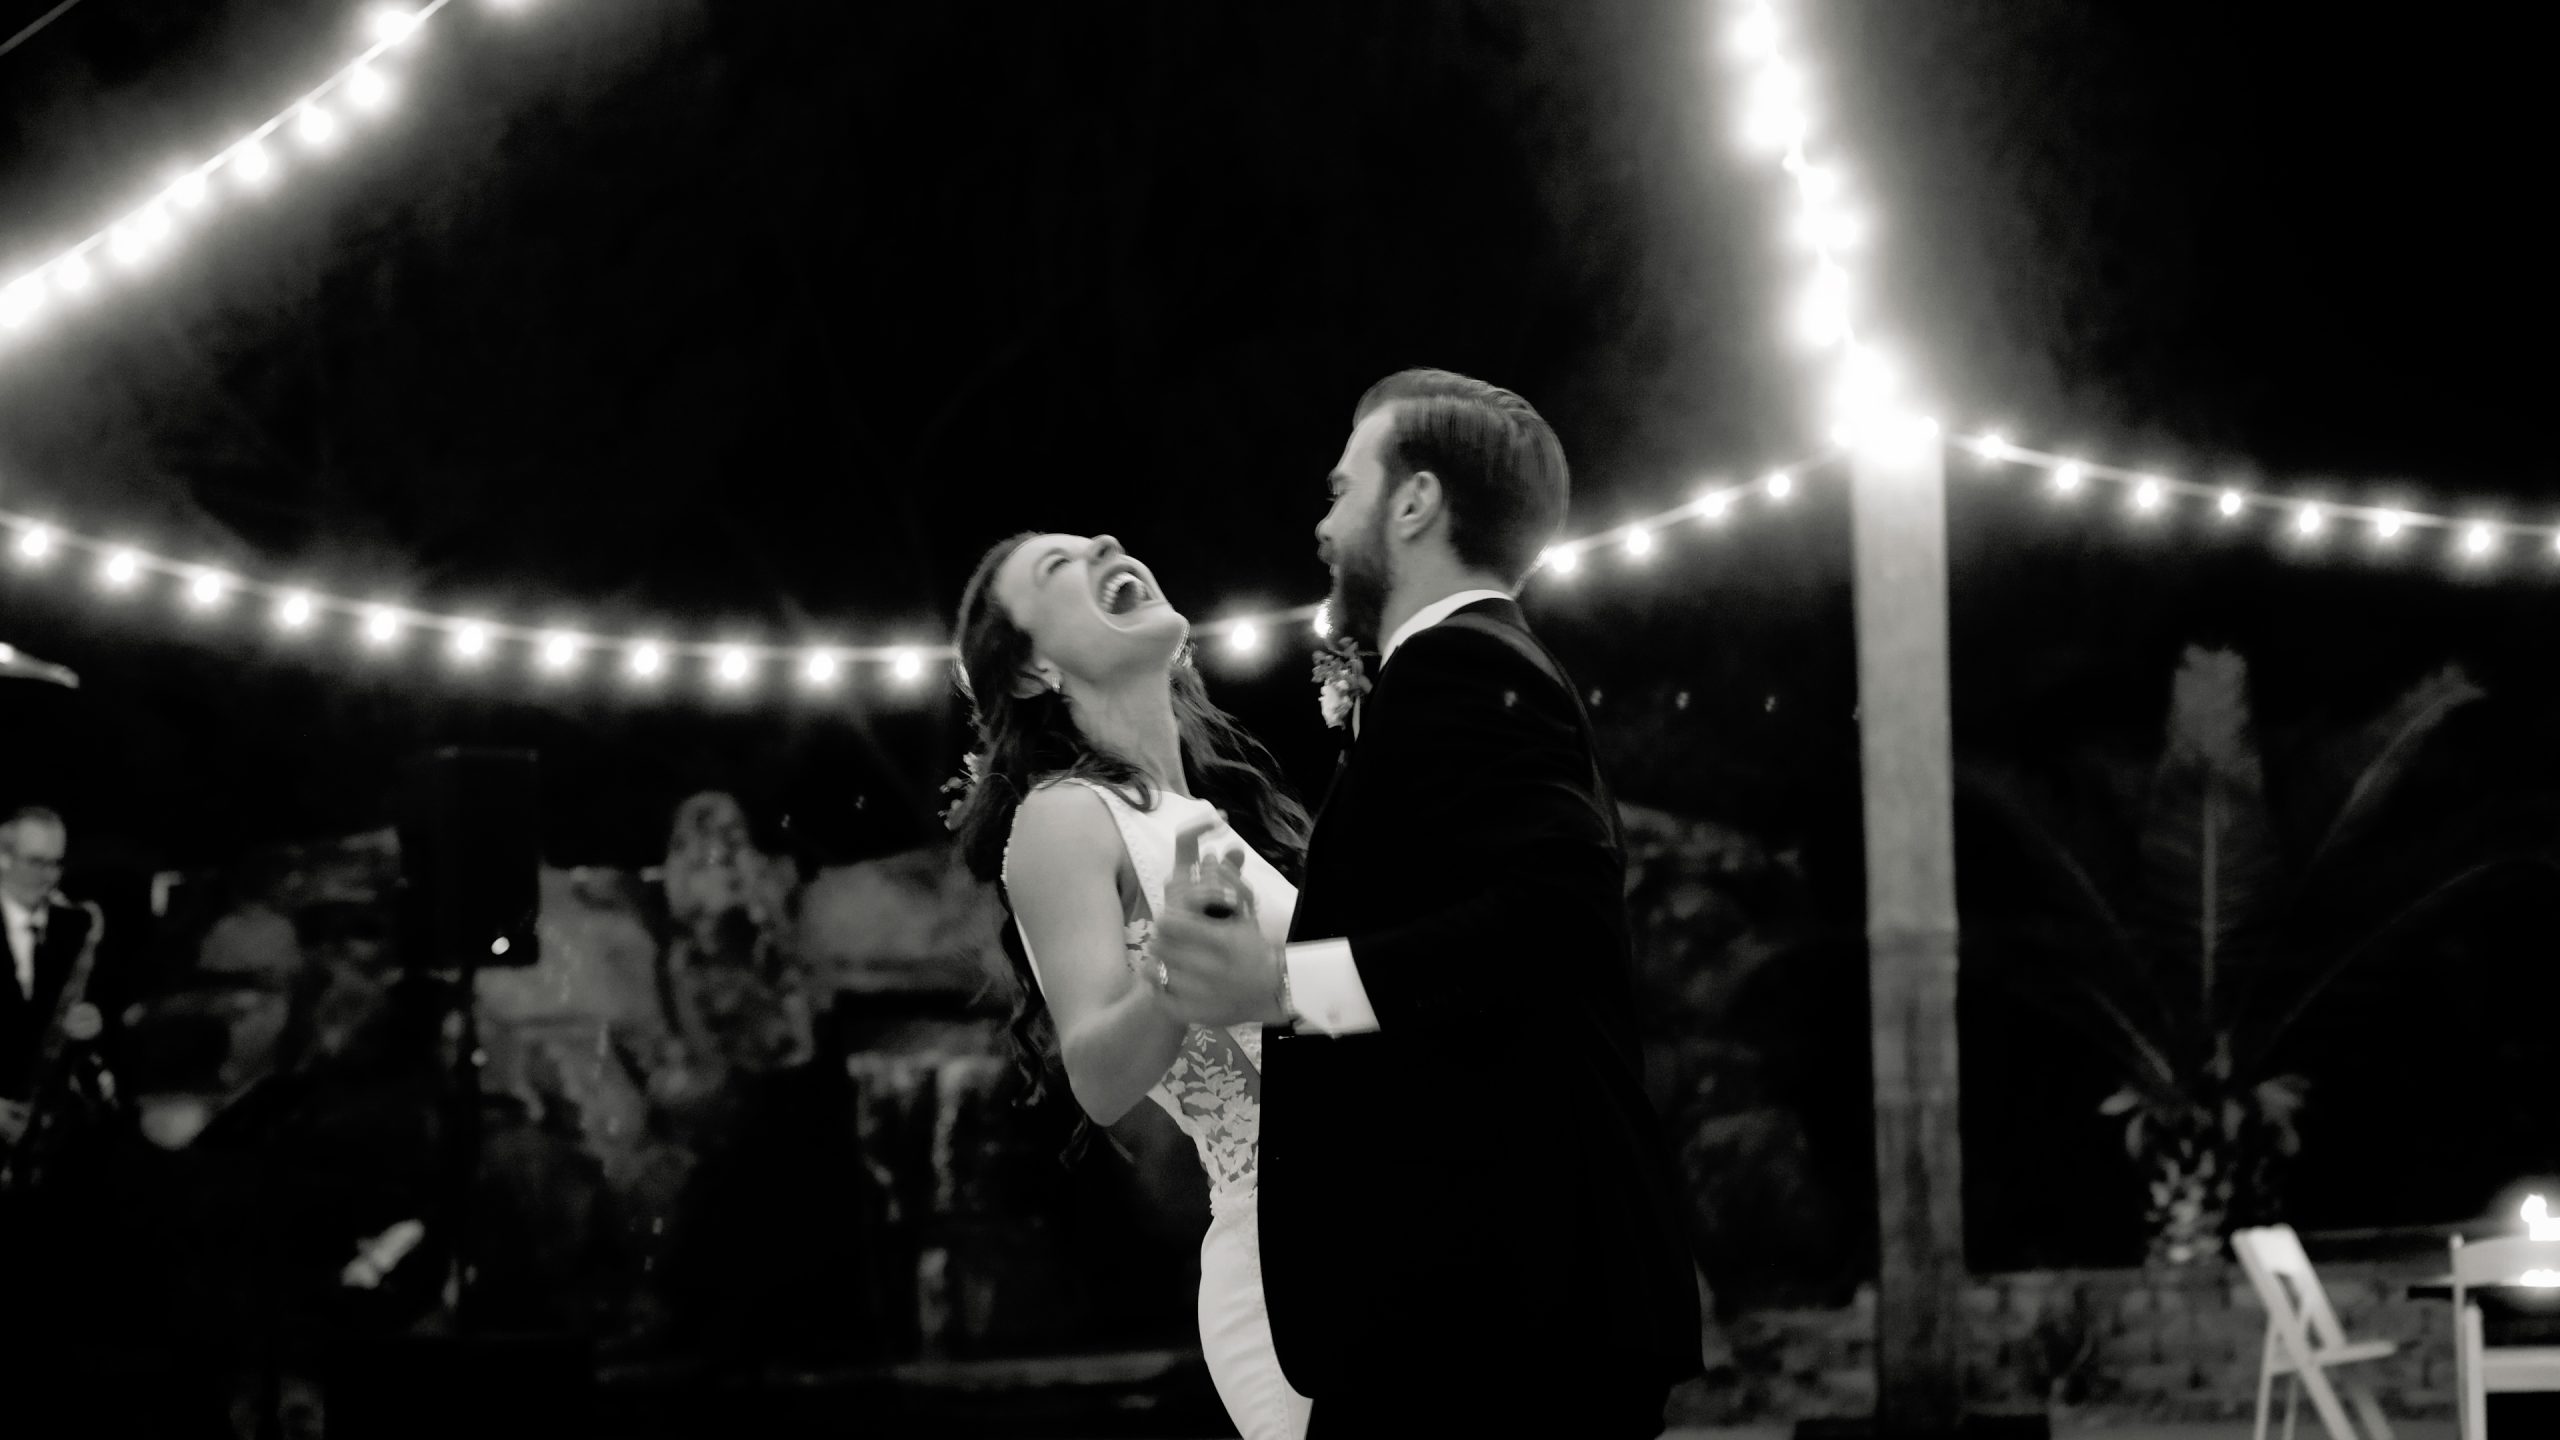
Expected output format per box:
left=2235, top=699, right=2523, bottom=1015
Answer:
left=395, top=745, right=542, bottom=1332
left=332, top=747, right=586, bottom=1437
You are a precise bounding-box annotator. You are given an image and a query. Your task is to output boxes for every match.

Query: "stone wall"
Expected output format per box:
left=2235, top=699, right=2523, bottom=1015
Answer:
left=1668, top=1261, right=2456, bottom=1426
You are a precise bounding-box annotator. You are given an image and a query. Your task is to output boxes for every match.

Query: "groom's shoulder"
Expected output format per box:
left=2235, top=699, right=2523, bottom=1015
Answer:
left=1389, top=614, right=1574, bottom=705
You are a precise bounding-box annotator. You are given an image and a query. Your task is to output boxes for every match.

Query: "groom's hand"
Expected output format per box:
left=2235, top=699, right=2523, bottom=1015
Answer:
left=1155, top=818, right=1287, bottom=1028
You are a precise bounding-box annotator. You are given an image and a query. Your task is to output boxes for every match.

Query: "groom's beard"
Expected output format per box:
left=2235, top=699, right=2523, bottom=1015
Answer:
left=1327, top=510, right=1391, bottom=651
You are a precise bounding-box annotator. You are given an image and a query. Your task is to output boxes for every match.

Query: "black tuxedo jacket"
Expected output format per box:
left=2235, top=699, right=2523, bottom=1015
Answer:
left=1259, top=597, right=1701, bottom=1398
left=1, top=900, right=94, bottom=1101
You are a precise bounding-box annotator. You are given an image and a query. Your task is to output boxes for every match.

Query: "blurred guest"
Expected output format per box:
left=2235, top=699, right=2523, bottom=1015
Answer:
left=0, top=806, right=109, bottom=1155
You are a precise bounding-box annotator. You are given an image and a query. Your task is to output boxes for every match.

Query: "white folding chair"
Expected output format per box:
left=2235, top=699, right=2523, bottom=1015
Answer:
left=2231, top=1224, right=2399, bottom=1440
left=2449, top=1233, right=2560, bottom=1440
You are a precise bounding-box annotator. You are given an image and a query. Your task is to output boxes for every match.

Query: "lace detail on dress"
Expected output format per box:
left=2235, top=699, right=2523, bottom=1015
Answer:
left=1004, top=778, right=1288, bottom=1202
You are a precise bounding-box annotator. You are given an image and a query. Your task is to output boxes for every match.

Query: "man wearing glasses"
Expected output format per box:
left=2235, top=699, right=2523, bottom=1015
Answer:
left=1, top=806, right=104, bottom=1148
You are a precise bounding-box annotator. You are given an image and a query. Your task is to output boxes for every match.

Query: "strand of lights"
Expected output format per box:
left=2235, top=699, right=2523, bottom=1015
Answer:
left=1524, top=450, right=1838, bottom=584
left=1722, top=0, right=1924, bottom=447
left=1957, top=431, right=2560, bottom=571
left=0, top=2, right=530, bottom=351
left=0, top=503, right=938, bottom=697
left=0, top=448, right=1835, bottom=697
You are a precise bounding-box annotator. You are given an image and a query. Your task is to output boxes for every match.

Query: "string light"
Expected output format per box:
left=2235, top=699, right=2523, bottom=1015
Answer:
left=451, top=621, right=491, bottom=662
left=801, top=650, right=841, bottom=688
left=188, top=570, right=233, bottom=609
left=0, top=0, right=461, bottom=361
left=1959, top=431, right=2560, bottom=573
left=1721, top=0, right=1930, bottom=441
left=101, top=549, right=141, bottom=590
left=539, top=632, right=580, bottom=672
left=1227, top=622, right=1262, bottom=655
left=891, top=650, right=923, bottom=684
left=277, top=591, right=315, bottom=630
left=627, top=641, right=665, bottom=680
left=714, top=647, right=753, bottom=687
left=15, top=525, right=54, bottom=562
left=1624, top=528, right=1656, bottom=560
left=1764, top=470, right=1795, bottom=501
left=364, top=607, right=403, bottom=646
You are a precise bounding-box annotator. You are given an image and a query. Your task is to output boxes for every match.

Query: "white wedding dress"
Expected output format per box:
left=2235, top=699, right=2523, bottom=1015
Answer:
left=1005, top=778, right=1312, bottom=1440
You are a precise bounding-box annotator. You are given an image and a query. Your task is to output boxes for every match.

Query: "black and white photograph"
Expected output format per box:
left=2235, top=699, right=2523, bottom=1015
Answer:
left=0, top=2, right=2554, bottom=1437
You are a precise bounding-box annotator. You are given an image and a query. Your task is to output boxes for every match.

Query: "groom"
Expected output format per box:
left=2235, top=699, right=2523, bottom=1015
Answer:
left=1153, top=369, right=1701, bottom=1436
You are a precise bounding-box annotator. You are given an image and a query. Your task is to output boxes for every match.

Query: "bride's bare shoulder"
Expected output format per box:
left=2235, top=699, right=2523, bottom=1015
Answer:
left=1007, top=780, right=1117, bottom=866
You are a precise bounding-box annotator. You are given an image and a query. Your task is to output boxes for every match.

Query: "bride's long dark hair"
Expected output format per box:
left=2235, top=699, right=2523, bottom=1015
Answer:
left=946, top=533, right=1311, bottom=1119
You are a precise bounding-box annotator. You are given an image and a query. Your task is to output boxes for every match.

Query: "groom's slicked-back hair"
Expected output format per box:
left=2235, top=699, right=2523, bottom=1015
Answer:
left=1354, top=368, right=1568, bottom=586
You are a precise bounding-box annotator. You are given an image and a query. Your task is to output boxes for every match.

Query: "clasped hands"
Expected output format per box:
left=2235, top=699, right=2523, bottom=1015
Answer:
left=1148, top=816, right=1289, bottom=1028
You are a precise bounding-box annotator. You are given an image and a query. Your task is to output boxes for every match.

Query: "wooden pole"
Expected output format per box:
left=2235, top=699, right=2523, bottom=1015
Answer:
left=1848, top=423, right=1967, bottom=1436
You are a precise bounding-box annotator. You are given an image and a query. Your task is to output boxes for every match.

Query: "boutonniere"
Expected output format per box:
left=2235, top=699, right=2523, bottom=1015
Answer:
left=1311, top=636, right=1375, bottom=731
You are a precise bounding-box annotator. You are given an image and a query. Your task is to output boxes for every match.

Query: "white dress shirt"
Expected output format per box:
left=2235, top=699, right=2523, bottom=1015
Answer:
left=4, top=893, right=45, bottom=1000
left=1282, top=588, right=1514, bottom=1035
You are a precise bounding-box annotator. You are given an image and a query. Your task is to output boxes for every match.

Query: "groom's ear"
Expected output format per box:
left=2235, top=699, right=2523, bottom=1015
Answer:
left=1393, top=469, right=1446, bottom=541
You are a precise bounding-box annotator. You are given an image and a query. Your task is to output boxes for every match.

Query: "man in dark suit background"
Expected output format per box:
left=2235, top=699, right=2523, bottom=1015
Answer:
left=2, top=805, right=104, bottom=1148
left=1153, top=370, right=1702, bottom=1437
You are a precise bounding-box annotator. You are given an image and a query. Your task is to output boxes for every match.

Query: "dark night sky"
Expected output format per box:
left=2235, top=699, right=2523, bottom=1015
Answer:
left=1, top=0, right=2554, bottom=1251
left=0, top=0, right=2551, bottom=870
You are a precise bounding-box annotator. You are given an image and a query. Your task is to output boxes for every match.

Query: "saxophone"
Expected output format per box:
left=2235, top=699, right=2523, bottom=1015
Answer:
left=0, top=894, right=107, bottom=1194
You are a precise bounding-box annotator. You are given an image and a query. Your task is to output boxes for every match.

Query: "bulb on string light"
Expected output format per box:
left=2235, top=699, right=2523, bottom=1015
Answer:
left=233, top=140, right=277, bottom=187
left=2050, top=462, right=2084, bottom=496
left=714, top=647, right=753, bottom=687
left=451, top=622, right=490, bottom=662
left=1227, top=622, right=1261, bottom=655
left=1728, top=6, right=1778, bottom=63
left=187, top=570, right=232, bottom=609
left=53, top=253, right=94, bottom=296
left=370, top=7, right=423, bottom=46
left=2461, top=523, right=2497, bottom=559
left=2131, top=478, right=2165, bottom=514
left=347, top=65, right=394, bottom=113
left=1623, top=528, right=1655, bottom=561
left=14, top=526, right=55, bottom=562
left=1740, top=67, right=1806, bottom=154
left=111, top=213, right=166, bottom=269
left=1764, top=470, right=1795, bottom=501
left=100, top=549, right=142, bottom=590
left=363, top=607, right=403, bottom=646
left=167, top=168, right=212, bottom=211
left=297, top=105, right=339, bottom=150
left=2217, top=490, right=2246, bottom=519
left=1541, top=546, right=1580, bottom=577
left=1795, top=264, right=1851, bottom=350
left=2294, top=504, right=2326, bottom=538
left=627, top=641, right=665, bottom=680
left=801, top=650, right=841, bottom=687
left=1793, top=205, right=1863, bottom=254
left=1697, top=491, right=1733, bottom=523
left=1, top=277, right=42, bottom=330
left=1311, top=602, right=1333, bottom=639
left=2374, top=511, right=2406, bottom=543
left=891, top=649, right=924, bottom=684
left=539, top=632, right=580, bottom=672
left=276, top=591, right=315, bottom=630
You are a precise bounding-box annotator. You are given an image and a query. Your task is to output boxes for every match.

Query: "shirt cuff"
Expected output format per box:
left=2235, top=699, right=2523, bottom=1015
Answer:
left=1282, top=939, right=1380, bottom=1035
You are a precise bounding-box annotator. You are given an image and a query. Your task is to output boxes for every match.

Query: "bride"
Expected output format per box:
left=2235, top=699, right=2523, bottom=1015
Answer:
left=944, top=531, right=1314, bottom=1440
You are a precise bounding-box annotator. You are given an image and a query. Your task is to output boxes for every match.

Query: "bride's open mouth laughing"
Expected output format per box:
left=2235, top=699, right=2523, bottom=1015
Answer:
left=1091, top=557, right=1162, bottom=625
